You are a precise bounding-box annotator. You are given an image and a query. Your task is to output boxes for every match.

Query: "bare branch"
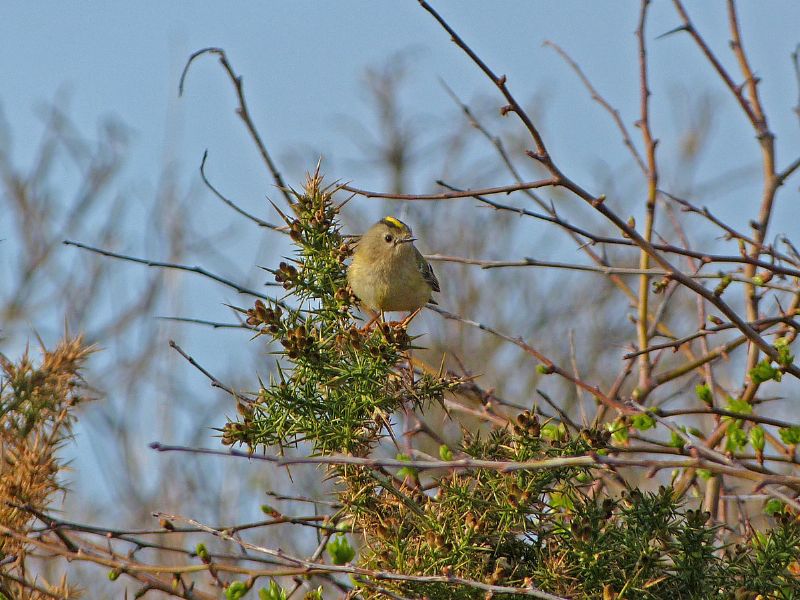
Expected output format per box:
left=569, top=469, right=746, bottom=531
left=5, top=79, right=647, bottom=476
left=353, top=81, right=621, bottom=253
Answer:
left=63, top=239, right=275, bottom=301
left=179, top=47, right=293, bottom=206
left=341, top=177, right=557, bottom=200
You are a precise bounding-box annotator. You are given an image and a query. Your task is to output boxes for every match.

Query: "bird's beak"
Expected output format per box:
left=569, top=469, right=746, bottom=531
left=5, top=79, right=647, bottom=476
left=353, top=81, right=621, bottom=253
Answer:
left=396, top=236, right=417, bottom=244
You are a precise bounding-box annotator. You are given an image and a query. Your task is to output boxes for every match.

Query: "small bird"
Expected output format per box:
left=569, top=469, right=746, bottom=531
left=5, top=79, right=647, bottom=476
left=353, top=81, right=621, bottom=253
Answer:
left=347, top=217, right=439, bottom=324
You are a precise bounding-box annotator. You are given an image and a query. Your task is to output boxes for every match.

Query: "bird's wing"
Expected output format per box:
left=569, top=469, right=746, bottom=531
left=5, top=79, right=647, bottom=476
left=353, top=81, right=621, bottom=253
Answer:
left=414, top=247, right=440, bottom=293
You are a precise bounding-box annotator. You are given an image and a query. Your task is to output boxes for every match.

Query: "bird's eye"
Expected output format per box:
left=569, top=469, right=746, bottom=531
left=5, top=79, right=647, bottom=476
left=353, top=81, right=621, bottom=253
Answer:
left=384, top=234, right=393, bottom=243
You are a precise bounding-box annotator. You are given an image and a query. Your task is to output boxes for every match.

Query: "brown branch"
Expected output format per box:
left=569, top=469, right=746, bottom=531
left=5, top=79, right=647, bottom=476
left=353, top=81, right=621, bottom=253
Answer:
left=562, top=180, right=798, bottom=378
left=427, top=254, right=667, bottom=275
left=669, top=1, right=785, bottom=398
left=157, top=316, right=255, bottom=330
left=413, top=0, right=800, bottom=376
left=427, top=254, right=800, bottom=293
left=0, top=526, right=219, bottom=600
left=650, top=335, right=748, bottom=388
left=776, top=154, right=800, bottom=186
left=623, top=315, right=793, bottom=359
left=63, top=240, right=275, bottom=301
left=148, top=443, right=800, bottom=488
left=179, top=47, right=293, bottom=206
left=669, top=0, right=760, bottom=128
left=657, top=408, right=799, bottom=431
left=635, top=0, right=659, bottom=396
left=168, top=340, right=244, bottom=401
left=793, top=44, right=800, bottom=124
left=443, top=183, right=800, bottom=276
left=154, top=510, right=568, bottom=600
left=660, top=190, right=788, bottom=262
left=543, top=40, right=647, bottom=174
left=725, top=0, right=768, bottom=135
left=416, top=1, right=551, bottom=162
left=428, top=306, right=631, bottom=414
left=199, top=150, right=285, bottom=231
left=0, top=572, right=64, bottom=600
left=725, top=0, right=777, bottom=403
left=435, top=92, right=653, bottom=316
left=341, top=177, right=557, bottom=200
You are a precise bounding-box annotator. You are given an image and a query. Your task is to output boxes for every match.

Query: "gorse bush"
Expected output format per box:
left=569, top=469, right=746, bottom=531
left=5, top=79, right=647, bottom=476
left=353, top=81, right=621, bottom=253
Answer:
left=224, top=169, right=460, bottom=456
left=0, top=336, right=94, bottom=600
left=217, top=172, right=800, bottom=599
left=5, top=3, right=800, bottom=597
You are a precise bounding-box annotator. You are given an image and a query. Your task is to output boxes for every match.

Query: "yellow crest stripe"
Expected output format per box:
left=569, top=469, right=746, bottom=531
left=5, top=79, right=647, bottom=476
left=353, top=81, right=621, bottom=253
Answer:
left=382, top=216, right=408, bottom=231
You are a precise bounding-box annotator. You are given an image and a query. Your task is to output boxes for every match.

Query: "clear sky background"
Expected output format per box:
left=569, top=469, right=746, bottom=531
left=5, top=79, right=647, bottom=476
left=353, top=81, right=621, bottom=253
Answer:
left=4, top=2, right=799, bottom=204
left=2, top=0, right=800, bottom=528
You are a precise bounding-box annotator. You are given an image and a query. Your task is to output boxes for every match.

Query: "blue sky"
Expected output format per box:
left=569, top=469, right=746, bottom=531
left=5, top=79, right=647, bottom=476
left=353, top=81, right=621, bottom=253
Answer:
left=4, top=2, right=799, bottom=241
left=2, top=1, right=800, bottom=523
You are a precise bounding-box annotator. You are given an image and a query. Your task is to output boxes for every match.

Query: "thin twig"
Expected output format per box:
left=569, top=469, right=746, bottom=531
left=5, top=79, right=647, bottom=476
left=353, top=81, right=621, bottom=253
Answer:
left=543, top=40, right=647, bottom=174
left=199, top=150, right=284, bottom=231
left=179, top=47, right=293, bottom=206
left=169, top=339, right=244, bottom=400
left=342, top=178, right=557, bottom=200
left=148, top=443, right=800, bottom=488
left=63, top=240, right=273, bottom=301
left=153, top=510, right=568, bottom=600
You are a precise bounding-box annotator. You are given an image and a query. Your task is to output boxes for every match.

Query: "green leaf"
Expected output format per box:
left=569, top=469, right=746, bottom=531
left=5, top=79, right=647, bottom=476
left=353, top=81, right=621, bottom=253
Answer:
left=226, top=581, right=248, bottom=600
left=725, top=421, right=748, bottom=452
left=725, top=396, right=752, bottom=416
left=542, top=423, right=567, bottom=441
left=694, top=383, right=712, bottom=405
left=752, top=530, right=768, bottom=548
left=749, top=360, right=781, bottom=384
left=195, top=542, right=210, bottom=561
left=260, top=504, right=280, bottom=517
left=713, top=274, right=732, bottom=296
left=259, top=580, right=287, bottom=600
left=774, top=337, right=795, bottom=367
left=395, top=453, right=417, bottom=479
left=749, top=426, right=765, bottom=452
left=327, top=534, right=355, bottom=565
left=549, top=490, right=574, bottom=510
left=608, top=420, right=628, bottom=444
left=764, top=498, right=784, bottom=516
left=303, top=587, right=323, bottom=600
left=668, top=430, right=686, bottom=449
left=697, top=469, right=712, bottom=481
left=778, top=425, right=800, bottom=445
left=438, top=444, right=453, bottom=461
left=631, top=412, right=655, bottom=431
left=686, top=426, right=704, bottom=438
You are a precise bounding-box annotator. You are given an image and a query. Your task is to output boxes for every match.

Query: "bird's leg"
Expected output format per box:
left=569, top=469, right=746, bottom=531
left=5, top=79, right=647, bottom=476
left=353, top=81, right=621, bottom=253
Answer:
left=400, top=308, right=422, bottom=328
left=360, top=309, right=382, bottom=332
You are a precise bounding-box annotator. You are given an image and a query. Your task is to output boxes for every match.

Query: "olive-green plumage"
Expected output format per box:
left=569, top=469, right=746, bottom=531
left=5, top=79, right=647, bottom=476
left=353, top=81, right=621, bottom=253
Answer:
left=347, top=217, right=440, bottom=312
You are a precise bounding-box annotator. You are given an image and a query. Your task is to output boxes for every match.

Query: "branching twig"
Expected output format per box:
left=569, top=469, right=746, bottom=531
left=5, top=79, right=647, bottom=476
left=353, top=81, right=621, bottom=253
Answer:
left=199, top=150, right=284, bottom=231
left=179, top=47, right=293, bottom=206
left=63, top=240, right=273, bottom=301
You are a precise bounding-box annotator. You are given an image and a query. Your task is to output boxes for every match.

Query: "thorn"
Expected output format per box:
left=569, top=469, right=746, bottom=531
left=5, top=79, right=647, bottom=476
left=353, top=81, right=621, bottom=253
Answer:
left=656, top=24, right=689, bottom=40
left=525, top=149, right=545, bottom=162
